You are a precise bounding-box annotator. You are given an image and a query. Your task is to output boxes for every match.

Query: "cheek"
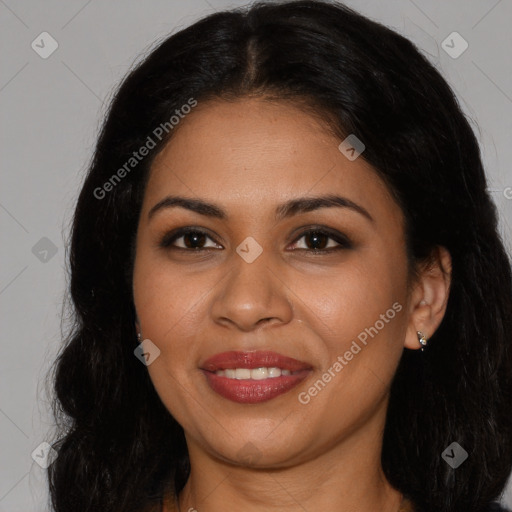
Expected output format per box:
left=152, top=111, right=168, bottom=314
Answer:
left=292, top=248, right=408, bottom=345
left=133, top=248, right=200, bottom=325
left=133, top=254, right=206, bottom=423
left=292, top=260, right=407, bottom=417
left=132, top=250, right=219, bottom=377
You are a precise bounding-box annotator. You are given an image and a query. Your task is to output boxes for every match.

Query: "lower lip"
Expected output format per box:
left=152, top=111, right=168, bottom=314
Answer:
left=201, top=370, right=311, bottom=404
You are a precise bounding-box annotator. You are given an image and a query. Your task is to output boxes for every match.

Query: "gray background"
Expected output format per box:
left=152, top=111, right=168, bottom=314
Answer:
left=1, top=0, right=511, bottom=510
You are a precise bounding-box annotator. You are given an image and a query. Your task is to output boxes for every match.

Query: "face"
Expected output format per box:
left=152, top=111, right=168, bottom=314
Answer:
left=132, top=97, right=413, bottom=468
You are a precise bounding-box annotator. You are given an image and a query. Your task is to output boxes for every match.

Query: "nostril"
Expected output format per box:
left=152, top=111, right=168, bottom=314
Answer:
left=257, top=317, right=276, bottom=325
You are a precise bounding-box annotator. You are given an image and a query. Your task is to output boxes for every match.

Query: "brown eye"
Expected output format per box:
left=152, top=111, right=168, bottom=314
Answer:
left=159, top=228, right=222, bottom=250
left=180, top=231, right=206, bottom=249
left=302, top=231, right=331, bottom=250
left=290, top=228, right=352, bottom=253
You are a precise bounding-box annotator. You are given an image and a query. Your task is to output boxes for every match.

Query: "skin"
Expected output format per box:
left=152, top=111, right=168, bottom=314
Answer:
left=132, top=97, right=452, bottom=512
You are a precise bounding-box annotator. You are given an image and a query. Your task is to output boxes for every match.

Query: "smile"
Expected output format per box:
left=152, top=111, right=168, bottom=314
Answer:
left=200, top=350, right=312, bottom=404
left=214, top=367, right=298, bottom=379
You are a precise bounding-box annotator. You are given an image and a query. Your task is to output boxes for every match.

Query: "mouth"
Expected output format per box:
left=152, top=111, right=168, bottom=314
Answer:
left=200, top=350, right=312, bottom=404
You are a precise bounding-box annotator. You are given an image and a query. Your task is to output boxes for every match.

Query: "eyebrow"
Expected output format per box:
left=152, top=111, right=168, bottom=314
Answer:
left=148, top=194, right=374, bottom=222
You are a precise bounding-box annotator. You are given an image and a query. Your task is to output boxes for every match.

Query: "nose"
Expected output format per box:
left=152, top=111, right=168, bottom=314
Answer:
left=210, top=250, right=294, bottom=332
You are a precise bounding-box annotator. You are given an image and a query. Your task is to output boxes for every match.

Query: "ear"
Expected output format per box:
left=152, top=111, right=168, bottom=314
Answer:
left=404, top=246, right=452, bottom=350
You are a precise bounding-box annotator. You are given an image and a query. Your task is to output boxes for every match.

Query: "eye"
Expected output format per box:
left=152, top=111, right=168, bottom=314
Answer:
left=159, top=227, right=222, bottom=250
left=158, top=226, right=352, bottom=253
left=289, top=228, right=352, bottom=253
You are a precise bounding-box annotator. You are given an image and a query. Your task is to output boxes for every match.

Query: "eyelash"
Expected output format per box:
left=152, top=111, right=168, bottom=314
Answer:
left=158, top=226, right=352, bottom=254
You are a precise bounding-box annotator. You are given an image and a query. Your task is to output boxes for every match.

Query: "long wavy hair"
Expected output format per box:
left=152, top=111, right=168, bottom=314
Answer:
left=47, top=1, right=512, bottom=511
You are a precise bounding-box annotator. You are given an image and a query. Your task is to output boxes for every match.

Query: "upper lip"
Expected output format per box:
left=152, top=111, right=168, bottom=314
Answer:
left=201, top=351, right=312, bottom=372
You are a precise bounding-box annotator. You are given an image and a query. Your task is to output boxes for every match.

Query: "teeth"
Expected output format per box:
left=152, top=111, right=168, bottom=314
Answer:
left=268, top=367, right=281, bottom=377
left=214, top=367, right=298, bottom=379
left=250, top=367, right=268, bottom=380
left=235, top=368, right=251, bottom=380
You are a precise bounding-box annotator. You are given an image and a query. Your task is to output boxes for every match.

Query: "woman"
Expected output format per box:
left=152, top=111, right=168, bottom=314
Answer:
left=47, top=1, right=512, bottom=511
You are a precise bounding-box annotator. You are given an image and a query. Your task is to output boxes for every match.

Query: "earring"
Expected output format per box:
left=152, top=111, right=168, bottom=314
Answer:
left=137, top=332, right=142, bottom=343
left=417, top=331, right=428, bottom=351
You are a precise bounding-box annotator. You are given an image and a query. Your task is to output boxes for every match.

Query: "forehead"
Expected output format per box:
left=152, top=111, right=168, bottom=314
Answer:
left=143, top=97, right=399, bottom=223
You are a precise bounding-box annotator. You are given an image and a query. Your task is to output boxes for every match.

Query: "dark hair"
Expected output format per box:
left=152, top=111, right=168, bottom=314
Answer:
left=47, top=1, right=512, bottom=511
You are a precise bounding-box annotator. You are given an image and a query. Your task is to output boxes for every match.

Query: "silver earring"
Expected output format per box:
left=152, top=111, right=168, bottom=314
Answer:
left=417, top=331, right=428, bottom=351
left=137, top=332, right=142, bottom=343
